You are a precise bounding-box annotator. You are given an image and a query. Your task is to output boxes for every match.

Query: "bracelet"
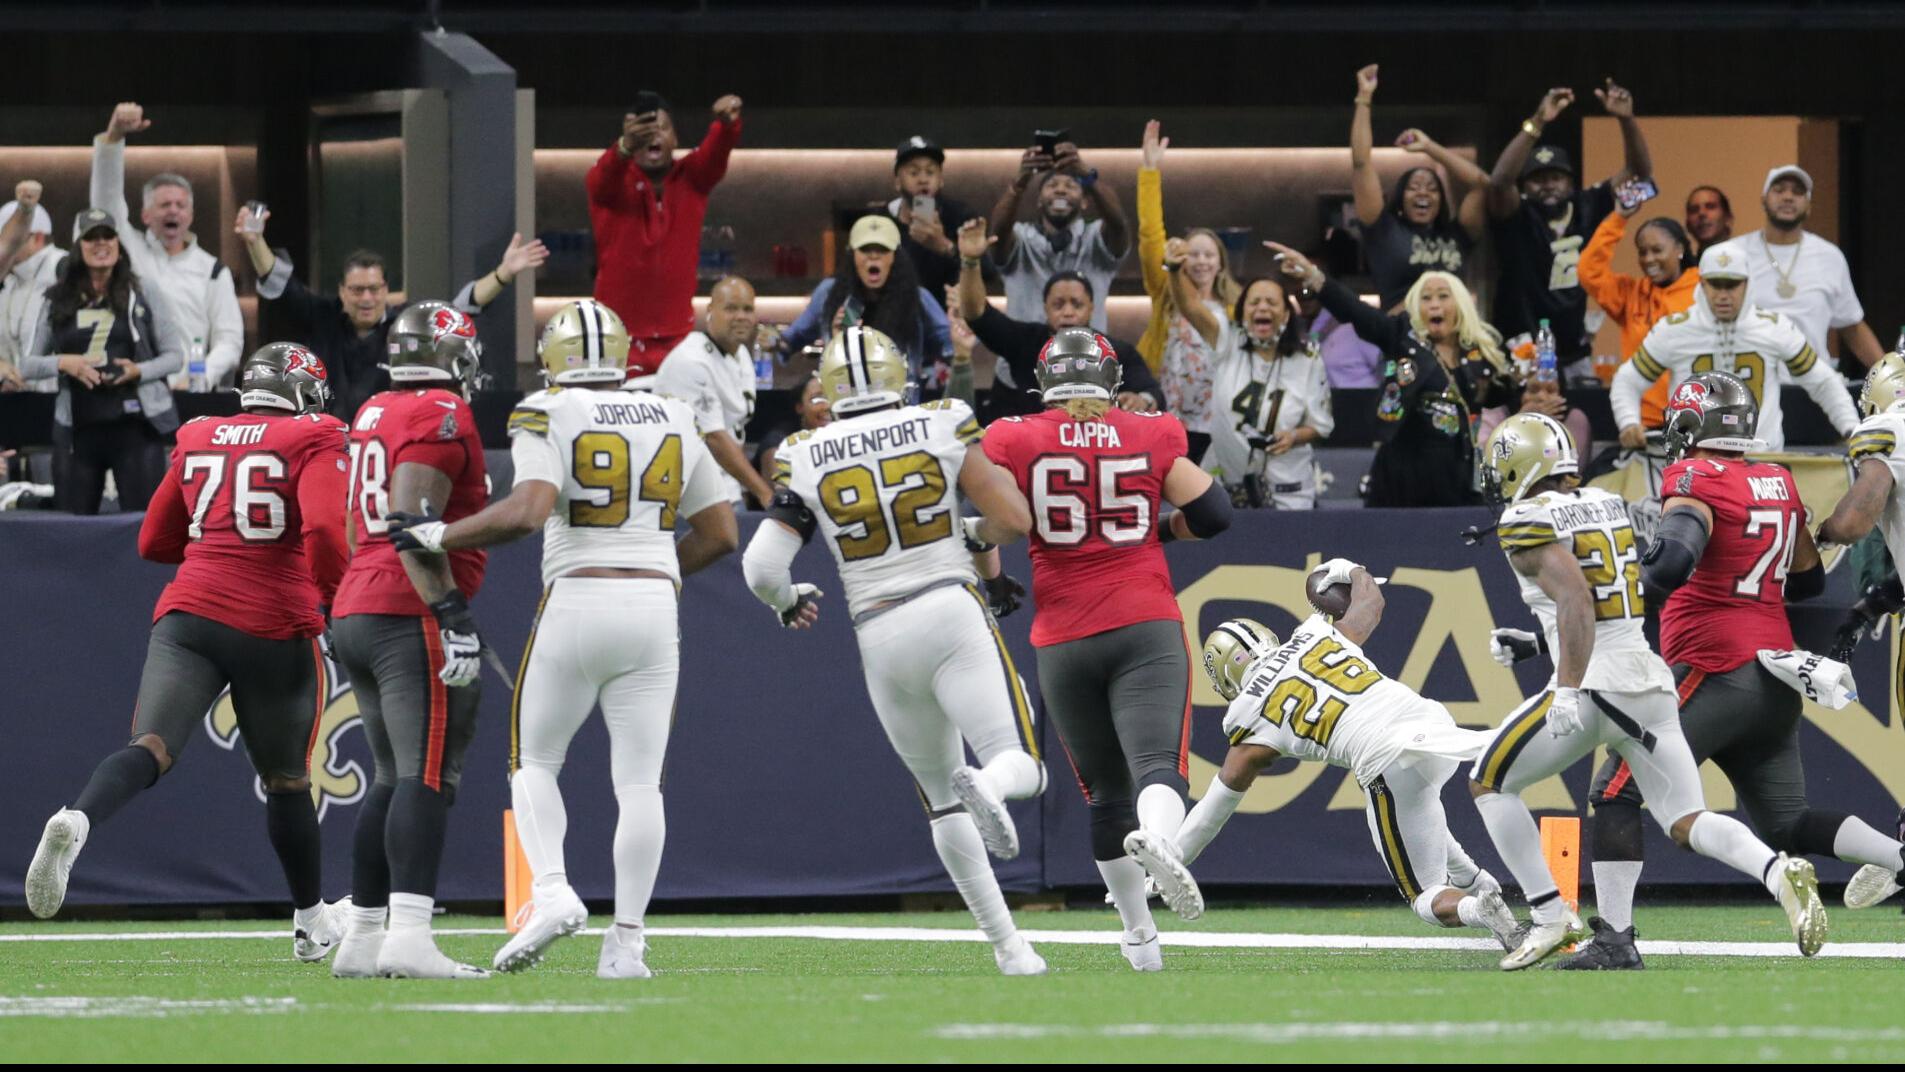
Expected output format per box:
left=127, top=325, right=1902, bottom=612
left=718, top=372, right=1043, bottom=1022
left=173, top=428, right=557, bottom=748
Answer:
left=1521, top=118, right=1543, bottom=138
left=960, top=256, right=982, bottom=268
left=1354, top=97, right=1372, bottom=107
left=492, top=269, right=510, bottom=288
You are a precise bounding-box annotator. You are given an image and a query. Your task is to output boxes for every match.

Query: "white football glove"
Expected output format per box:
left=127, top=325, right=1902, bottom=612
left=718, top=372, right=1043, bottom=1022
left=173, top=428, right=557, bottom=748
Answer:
left=438, top=627, right=481, bottom=687
left=1489, top=627, right=1543, bottom=668
left=961, top=516, right=995, bottom=553
left=1545, top=686, right=1584, bottom=738
left=778, top=583, right=824, bottom=628
left=1315, top=556, right=1362, bottom=587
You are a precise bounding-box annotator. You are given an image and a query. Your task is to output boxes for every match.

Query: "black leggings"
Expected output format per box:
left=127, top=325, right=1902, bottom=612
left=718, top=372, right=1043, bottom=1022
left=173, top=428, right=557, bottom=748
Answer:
left=53, top=418, right=166, bottom=514
left=1035, top=619, right=1191, bottom=860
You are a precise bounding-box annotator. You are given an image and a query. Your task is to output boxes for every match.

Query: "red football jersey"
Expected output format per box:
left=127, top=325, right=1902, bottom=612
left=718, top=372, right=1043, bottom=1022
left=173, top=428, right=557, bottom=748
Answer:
left=983, top=408, right=1188, bottom=647
left=1658, top=456, right=1802, bottom=673
left=139, top=411, right=351, bottom=640
left=332, top=389, right=489, bottom=618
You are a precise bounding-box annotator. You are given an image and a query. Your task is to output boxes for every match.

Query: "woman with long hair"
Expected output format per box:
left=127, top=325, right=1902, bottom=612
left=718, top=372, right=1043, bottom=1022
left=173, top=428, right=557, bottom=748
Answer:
left=1156, top=228, right=1243, bottom=461
left=1579, top=205, right=1700, bottom=425
left=1204, top=276, right=1334, bottom=509
left=1268, top=242, right=1516, bottom=507
left=21, top=209, right=183, bottom=513
left=780, top=215, right=951, bottom=395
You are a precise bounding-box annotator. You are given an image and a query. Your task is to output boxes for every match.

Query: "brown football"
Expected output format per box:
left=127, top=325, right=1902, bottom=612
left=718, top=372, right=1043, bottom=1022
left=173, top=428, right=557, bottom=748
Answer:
left=1306, top=566, right=1353, bottom=619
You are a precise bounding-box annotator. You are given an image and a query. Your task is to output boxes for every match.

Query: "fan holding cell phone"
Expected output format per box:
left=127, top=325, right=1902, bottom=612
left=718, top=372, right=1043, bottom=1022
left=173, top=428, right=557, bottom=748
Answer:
left=1579, top=174, right=1701, bottom=422
left=884, top=135, right=991, bottom=303
left=988, top=129, right=1131, bottom=333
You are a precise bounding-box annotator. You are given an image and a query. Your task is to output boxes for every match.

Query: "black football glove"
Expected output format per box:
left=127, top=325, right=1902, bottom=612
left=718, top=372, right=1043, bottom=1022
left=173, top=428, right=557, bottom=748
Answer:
left=984, top=573, right=1026, bottom=619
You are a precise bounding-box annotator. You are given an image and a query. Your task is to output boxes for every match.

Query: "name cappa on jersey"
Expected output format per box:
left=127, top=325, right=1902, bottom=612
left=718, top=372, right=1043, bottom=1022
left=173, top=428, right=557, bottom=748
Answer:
left=807, top=416, right=933, bottom=467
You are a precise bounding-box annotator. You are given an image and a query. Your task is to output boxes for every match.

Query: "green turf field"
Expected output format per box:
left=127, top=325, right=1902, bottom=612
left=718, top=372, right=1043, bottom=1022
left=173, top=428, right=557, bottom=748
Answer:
left=2, top=904, right=1899, bottom=1062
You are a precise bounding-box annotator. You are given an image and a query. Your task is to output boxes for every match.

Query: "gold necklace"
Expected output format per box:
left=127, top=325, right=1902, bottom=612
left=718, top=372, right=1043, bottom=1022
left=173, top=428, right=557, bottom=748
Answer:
left=1761, top=231, right=1803, bottom=300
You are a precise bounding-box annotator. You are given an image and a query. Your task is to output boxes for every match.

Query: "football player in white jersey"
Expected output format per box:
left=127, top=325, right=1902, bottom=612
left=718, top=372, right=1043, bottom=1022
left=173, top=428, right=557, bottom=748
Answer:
left=741, top=326, right=1050, bottom=976
left=1472, top=412, right=1825, bottom=970
left=388, top=300, right=738, bottom=979
left=1813, top=350, right=1905, bottom=911
left=1176, top=565, right=1524, bottom=951
left=1612, top=239, right=1857, bottom=452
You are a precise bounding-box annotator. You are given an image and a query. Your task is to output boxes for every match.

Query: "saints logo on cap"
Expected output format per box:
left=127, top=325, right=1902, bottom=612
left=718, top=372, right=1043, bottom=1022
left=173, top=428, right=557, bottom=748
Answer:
left=1534, top=148, right=1554, bottom=164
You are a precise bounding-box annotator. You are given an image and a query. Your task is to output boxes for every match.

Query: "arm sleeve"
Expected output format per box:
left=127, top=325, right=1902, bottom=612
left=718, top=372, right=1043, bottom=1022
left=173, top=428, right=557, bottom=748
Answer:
left=297, top=448, right=351, bottom=604
left=1576, top=212, right=1628, bottom=319
left=1317, top=277, right=1399, bottom=352
left=1610, top=343, right=1653, bottom=430
left=1136, top=169, right=1167, bottom=302
left=780, top=281, right=832, bottom=355
left=136, top=466, right=191, bottom=564
left=1787, top=333, right=1859, bottom=437
left=90, top=136, right=133, bottom=238
left=1640, top=503, right=1712, bottom=603
left=204, top=267, right=244, bottom=385
left=586, top=145, right=630, bottom=210
left=679, top=117, right=742, bottom=194
left=741, top=510, right=806, bottom=611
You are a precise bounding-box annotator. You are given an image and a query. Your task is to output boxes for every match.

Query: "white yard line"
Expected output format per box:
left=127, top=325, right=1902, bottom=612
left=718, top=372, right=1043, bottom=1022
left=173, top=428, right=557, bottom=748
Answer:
left=2, top=924, right=1900, bottom=959
left=932, top=1021, right=1905, bottom=1043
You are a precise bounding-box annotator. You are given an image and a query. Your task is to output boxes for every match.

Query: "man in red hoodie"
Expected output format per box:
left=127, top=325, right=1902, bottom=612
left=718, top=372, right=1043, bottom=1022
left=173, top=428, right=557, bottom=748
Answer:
left=588, top=91, right=743, bottom=375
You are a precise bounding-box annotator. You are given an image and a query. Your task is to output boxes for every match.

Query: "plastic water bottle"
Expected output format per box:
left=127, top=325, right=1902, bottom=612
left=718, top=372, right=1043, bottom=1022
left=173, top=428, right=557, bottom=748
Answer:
left=187, top=337, right=208, bottom=392
left=754, top=350, right=775, bottom=389
left=1533, top=319, right=1558, bottom=386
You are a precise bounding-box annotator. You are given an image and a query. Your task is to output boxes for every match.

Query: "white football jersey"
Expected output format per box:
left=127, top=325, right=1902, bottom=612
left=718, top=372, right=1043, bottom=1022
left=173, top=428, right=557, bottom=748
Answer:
left=654, top=331, right=757, bottom=503
left=1849, top=410, right=1905, bottom=568
left=1496, top=485, right=1674, bottom=694
left=776, top=399, right=981, bottom=619
left=1223, top=614, right=1483, bottom=787
left=508, top=386, right=727, bottom=586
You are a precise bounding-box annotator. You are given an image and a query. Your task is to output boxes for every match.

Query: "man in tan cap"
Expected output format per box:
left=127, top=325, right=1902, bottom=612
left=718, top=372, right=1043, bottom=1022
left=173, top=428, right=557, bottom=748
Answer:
left=1743, top=165, right=1882, bottom=368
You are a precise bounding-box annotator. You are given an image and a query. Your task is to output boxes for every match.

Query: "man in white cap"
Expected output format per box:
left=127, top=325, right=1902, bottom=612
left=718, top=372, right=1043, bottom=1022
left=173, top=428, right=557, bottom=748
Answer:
left=0, top=180, right=63, bottom=392
left=1613, top=239, right=1858, bottom=451
left=1742, top=165, right=1883, bottom=369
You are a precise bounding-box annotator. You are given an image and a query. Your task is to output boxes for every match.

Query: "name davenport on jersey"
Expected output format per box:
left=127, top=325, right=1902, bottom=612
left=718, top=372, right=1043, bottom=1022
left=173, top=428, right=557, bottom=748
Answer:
left=1496, top=485, right=1674, bottom=694
left=508, top=387, right=728, bottom=585
left=774, top=399, right=983, bottom=619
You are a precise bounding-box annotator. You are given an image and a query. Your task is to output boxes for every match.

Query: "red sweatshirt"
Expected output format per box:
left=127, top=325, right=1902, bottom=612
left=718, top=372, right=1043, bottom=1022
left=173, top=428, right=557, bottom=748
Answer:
left=587, top=117, right=742, bottom=361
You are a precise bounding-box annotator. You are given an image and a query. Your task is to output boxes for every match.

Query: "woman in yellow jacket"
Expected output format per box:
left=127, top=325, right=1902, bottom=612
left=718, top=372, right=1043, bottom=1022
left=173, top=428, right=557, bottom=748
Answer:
left=1578, top=202, right=1699, bottom=426
left=1134, top=121, right=1241, bottom=376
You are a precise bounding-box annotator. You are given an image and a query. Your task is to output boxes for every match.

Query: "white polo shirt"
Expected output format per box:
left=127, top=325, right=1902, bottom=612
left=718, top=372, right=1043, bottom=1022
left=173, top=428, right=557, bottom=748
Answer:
left=1740, top=229, right=1864, bottom=360
left=654, top=330, right=756, bottom=502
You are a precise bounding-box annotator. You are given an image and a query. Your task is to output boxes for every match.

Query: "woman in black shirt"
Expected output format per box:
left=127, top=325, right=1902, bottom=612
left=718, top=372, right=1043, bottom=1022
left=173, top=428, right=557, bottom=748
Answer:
left=1267, top=241, right=1517, bottom=508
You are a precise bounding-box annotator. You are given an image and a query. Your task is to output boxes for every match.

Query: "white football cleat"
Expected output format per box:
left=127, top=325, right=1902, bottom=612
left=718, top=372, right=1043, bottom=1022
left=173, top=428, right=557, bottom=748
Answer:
left=993, top=934, right=1047, bottom=976
left=1471, top=889, right=1523, bottom=952
left=1499, top=906, right=1588, bottom=971
left=950, top=767, right=1019, bottom=860
left=1773, top=854, right=1827, bottom=956
left=1456, top=868, right=1503, bottom=899
left=293, top=897, right=351, bottom=962
left=1120, top=927, right=1163, bottom=972
left=597, top=926, right=653, bottom=979
left=1843, top=864, right=1902, bottom=910
left=376, top=931, right=490, bottom=979
left=1122, top=830, right=1203, bottom=921
left=493, top=887, right=588, bottom=973
left=331, top=923, right=385, bottom=979
left=25, top=808, right=89, bottom=919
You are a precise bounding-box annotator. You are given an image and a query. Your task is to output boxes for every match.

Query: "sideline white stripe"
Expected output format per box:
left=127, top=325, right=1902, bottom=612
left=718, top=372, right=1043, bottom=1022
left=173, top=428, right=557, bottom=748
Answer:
left=3, top=924, right=1900, bottom=959
left=933, top=1021, right=1905, bottom=1044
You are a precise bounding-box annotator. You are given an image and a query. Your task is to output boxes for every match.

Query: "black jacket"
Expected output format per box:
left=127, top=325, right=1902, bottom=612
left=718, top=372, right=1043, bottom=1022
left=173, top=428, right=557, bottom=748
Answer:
left=969, top=306, right=1162, bottom=422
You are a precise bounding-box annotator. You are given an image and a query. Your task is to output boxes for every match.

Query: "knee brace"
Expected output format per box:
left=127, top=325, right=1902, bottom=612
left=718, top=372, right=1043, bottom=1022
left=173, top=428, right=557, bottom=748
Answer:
left=1089, top=800, right=1138, bottom=861
left=1412, top=885, right=1456, bottom=928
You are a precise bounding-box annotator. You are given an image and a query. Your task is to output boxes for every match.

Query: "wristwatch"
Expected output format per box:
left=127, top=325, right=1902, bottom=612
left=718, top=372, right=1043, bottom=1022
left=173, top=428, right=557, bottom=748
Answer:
left=1077, top=168, right=1100, bottom=189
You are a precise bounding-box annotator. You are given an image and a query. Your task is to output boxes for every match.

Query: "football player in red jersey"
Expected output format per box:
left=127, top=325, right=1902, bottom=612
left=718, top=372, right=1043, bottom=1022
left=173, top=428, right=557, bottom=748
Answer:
left=1547, top=371, right=1905, bottom=969
left=25, top=343, right=352, bottom=961
left=982, top=328, right=1231, bottom=970
left=327, top=301, right=493, bottom=979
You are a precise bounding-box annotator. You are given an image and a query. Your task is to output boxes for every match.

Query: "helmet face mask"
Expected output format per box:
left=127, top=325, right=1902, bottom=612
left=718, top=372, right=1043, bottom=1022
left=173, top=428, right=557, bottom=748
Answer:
left=818, top=326, right=912, bottom=417
left=387, top=301, right=482, bottom=392
left=538, top=299, right=630, bottom=386
left=1661, top=371, right=1762, bottom=460
left=1859, top=352, right=1905, bottom=418
left=239, top=342, right=331, bottom=414
left=1201, top=618, right=1280, bottom=702
left=1035, top=328, right=1122, bottom=404
left=1481, top=412, right=1577, bottom=508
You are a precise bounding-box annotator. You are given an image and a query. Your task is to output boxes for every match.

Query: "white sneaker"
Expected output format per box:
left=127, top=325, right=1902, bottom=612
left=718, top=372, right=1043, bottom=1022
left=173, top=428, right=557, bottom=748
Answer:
left=1844, top=864, right=1902, bottom=910
left=0, top=481, right=51, bottom=510
left=597, top=927, right=653, bottom=979
left=25, top=808, right=89, bottom=919
left=1772, top=854, right=1827, bottom=956
left=376, top=930, right=490, bottom=979
left=1120, top=926, right=1163, bottom=972
left=493, top=887, right=589, bottom=973
left=1499, top=906, right=1588, bottom=971
left=992, top=934, right=1047, bottom=976
left=1471, top=889, right=1523, bottom=952
left=293, top=897, right=351, bottom=962
left=950, top=767, right=1019, bottom=860
left=331, top=922, right=385, bottom=979
left=1123, top=830, right=1203, bottom=921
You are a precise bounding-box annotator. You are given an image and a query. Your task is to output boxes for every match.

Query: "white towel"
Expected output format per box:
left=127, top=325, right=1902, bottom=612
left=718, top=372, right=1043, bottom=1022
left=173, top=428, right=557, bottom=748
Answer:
left=1755, top=649, right=1858, bottom=710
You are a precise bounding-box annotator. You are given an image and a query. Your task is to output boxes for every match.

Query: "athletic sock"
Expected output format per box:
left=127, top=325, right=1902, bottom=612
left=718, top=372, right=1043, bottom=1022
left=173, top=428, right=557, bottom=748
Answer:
left=1444, top=841, right=1481, bottom=890
left=1685, top=812, right=1780, bottom=895
left=1592, top=861, right=1642, bottom=931
left=1454, top=895, right=1489, bottom=930
left=1096, top=856, right=1157, bottom=936
left=347, top=903, right=387, bottom=936
left=511, top=767, right=571, bottom=895
left=72, top=746, right=160, bottom=826
left=387, top=778, right=450, bottom=898
left=930, top=812, right=1016, bottom=945
left=351, top=782, right=394, bottom=909
left=1473, top=791, right=1562, bottom=922
left=388, top=892, right=434, bottom=937
left=265, top=788, right=324, bottom=912
left=1177, top=776, right=1244, bottom=865
left=293, top=901, right=325, bottom=930
left=612, top=784, right=665, bottom=929
left=1830, top=816, right=1905, bottom=870
left=1136, top=783, right=1188, bottom=847
left=978, top=750, right=1043, bottom=801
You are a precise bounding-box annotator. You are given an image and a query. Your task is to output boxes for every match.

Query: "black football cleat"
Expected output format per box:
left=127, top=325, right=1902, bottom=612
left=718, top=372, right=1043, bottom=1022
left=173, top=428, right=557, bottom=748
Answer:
left=1553, top=915, right=1644, bottom=970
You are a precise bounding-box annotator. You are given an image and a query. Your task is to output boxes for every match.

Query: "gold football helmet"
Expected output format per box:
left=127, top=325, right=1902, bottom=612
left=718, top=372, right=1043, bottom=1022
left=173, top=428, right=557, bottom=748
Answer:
left=1202, top=618, right=1280, bottom=702
left=1481, top=412, right=1578, bottom=506
left=1860, top=352, right=1905, bottom=417
left=818, top=326, right=910, bottom=417
left=538, top=299, right=629, bottom=385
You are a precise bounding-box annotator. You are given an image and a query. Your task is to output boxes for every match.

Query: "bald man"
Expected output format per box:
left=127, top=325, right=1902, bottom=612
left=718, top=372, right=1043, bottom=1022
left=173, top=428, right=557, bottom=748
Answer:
left=653, top=276, right=777, bottom=507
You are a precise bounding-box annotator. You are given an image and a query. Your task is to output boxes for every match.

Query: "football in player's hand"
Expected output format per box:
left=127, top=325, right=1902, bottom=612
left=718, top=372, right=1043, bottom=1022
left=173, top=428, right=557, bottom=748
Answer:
left=1305, top=566, right=1353, bottom=620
